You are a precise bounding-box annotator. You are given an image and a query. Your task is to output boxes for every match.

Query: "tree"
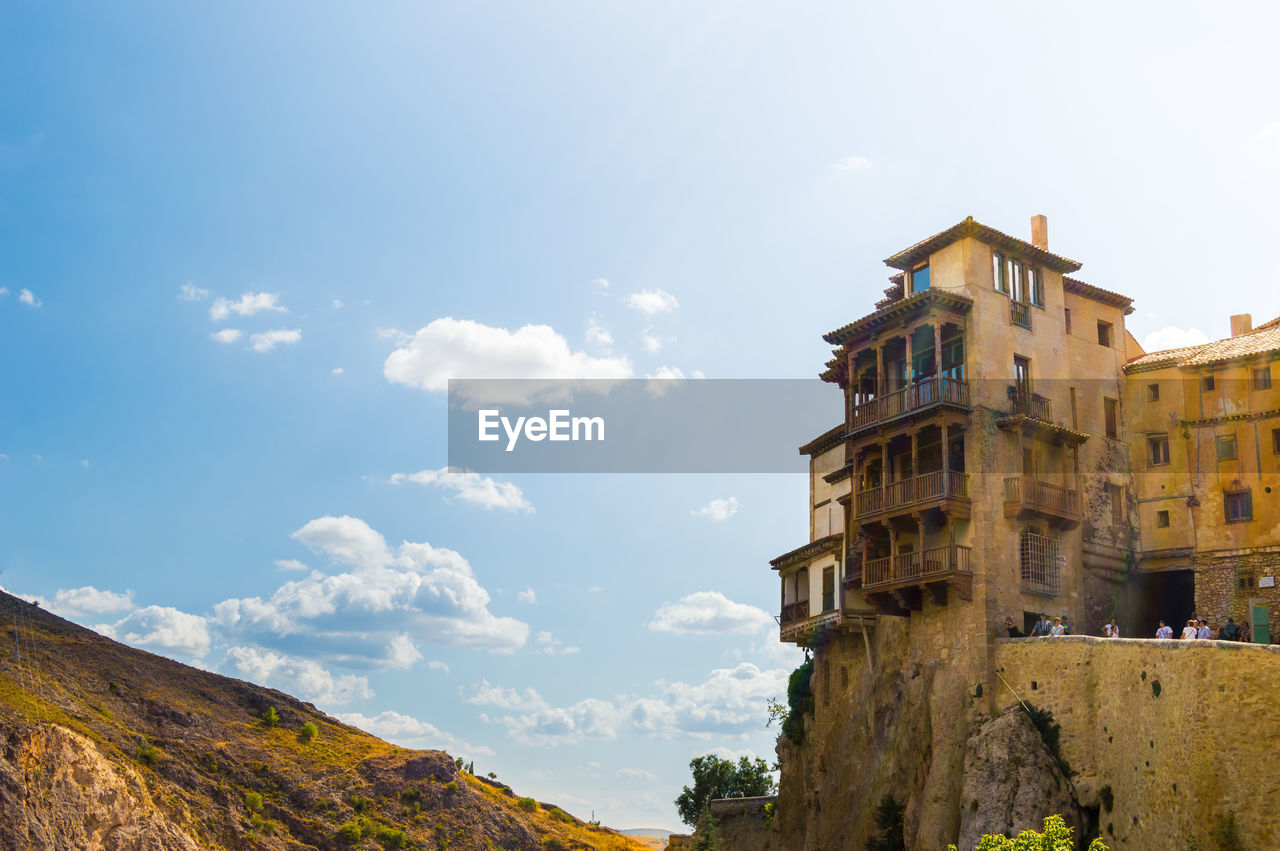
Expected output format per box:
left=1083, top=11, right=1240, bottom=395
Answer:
left=674, top=754, right=776, bottom=827
left=946, top=815, right=1109, bottom=851
left=260, top=706, right=280, bottom=728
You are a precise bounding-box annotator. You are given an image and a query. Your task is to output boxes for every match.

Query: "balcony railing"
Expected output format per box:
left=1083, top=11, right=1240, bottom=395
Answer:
left=779, top=601, right=810, bottom=626
left=854, top=470, right=970, bottom=519
left=1003, top=476, right=1079, bottom=520
left=1011, top=300, right=1032, bottom=329
left=850, top=375, right=969, bottom=431
left=1008, top=387, right=1052, bottom=421
left=863, top=544, right=972, bottom=589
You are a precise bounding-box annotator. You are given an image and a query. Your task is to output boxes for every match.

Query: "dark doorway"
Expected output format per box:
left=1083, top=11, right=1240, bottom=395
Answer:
left=1128, top=569, right=1195, bottom=638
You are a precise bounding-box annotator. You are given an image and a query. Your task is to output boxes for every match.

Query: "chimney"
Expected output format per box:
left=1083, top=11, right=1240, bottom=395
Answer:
left=1230, top=314, right=1253, bottom=337
left=1031, top=215, right=1048, bottom=250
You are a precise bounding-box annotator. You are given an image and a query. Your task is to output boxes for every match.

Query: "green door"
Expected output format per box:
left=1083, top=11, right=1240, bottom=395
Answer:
left=1251, top=603, right=1270, bottom=645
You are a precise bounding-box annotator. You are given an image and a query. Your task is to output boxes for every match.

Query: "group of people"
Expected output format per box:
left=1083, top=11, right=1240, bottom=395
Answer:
left=1003, top=612, right=1255, bottom=643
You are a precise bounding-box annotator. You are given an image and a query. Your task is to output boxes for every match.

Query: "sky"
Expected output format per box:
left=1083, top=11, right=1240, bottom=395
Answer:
left=3, top=0, right=1280, bottom=831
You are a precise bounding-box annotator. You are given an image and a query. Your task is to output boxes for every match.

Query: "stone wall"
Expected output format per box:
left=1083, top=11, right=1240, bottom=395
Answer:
left=1194, top=547, right=1280, bottom=641
left=994, top=635, right=1280, bottom=849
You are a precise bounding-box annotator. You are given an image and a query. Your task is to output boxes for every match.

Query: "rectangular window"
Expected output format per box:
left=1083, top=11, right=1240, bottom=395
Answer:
left=1273, top=427, right=1280, bottom=454
left=1064, top=307, right=1072, bottom=334
left=1104, top=397, right=1118, bottom=439
left=1097, top=321, right=1113, bottom=347
left=1148, top=434, right=1170, bottom=466
left=1010, top=258, right=1023, bottom=302
left=822, top=566, right=835, bottom=612
left=1156, top=510, right=1170, bottom=528
left=1202, top=374, right=1216, bottom=392
left=1109, top=484, right=1124, bottom=525
left=910, top=263, right=930, bottom=293
left=1147, top=383, right=1160, bottom=402
left=1069, top=387, right=1078, bottom=429
left=1254, top=366, right=1272, bottom=390
left=1225, top=489, right=1252, bottom=523
left=1028, top=267, right=1044, bottom=307
left=1014, top=356, right=1031, bottom=396
left=993, top=251, right=1008, bottom=293
left=1216, top=434, right=1238, bottom=461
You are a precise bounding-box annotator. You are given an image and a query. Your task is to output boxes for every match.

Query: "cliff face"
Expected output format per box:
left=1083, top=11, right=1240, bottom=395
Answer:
left=0, top=591, right=649, bottom=851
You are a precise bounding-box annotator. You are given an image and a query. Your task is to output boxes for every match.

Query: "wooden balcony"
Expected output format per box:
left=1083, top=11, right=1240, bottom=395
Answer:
left=849, top=375, right=969, bottom=433
left=1003, top=475, right=1080, bottom=528
left=1010, top=300, right=1032, bottom=330
left=1007, top=387, right=1052, bottom=421
left=854, top=470, right=970, bottom=522
left=778, top=604, right=877, bottom=647
left=861, top=544, right=974, bottom=615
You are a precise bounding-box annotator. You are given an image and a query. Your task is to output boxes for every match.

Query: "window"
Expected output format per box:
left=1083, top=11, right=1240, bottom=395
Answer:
left=1202, top=374, right=1216, bottom=392
left=1014, top=356, right=1031, bottom=397
left=1216, top=435, right=1238, bottom=461
left=1147, top=383, right=1160, bottom=402
left=1110, top=484, right=1124, bottom=525
left=1148, top=434, right=1170, bottom=466
left=1254, top=367, right=1272, bottom=391
left=1028, top=268, right=1044, bottom=307
left=1273, top=428, right=1280, bottom=454
left=1225, top=489, right=1252, bottom=523
left=822, top=566, right=835, bottom=612
left=1104, top=397, right=1118, bottom=439
left=1069, top=387, right=1078, bottom=429
left=910, top=264, right=930, bottom=292
left=1020, top=529, right=1061, bottom=596
left=993, top=251, right=1008, bottom=293
left=1156, top=510, right=1170, bottom=528
left=1064, top=307, right=1072, bottom=333
left=1097, top=321, right=1113, bottom=347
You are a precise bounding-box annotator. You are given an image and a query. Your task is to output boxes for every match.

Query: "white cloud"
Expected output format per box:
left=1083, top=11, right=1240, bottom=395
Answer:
left=249, top=329, right=302, bottom=352
left=591, top=278, right=610, bottom=290
left=211, top=328, right=244, bottom=344
left=388, top=467, right=534, bottom=513
left=585, top=319, right=614, bottom=352
left=338, top=709, right=494, bottom=757
left=427, top=660, right=450, bottom=674
left=642, top=331, right=662, bottom=353
left=0, top=454, right=8, bottom=462
left=500, top=696, right=624, bottom=747
left=210, top=292, right=287, bottom=321
left=1142, top=326, right=1211, bottom=352
left=225, top=645, right=372, bottom=705
left=18, top=289, right=41, bottom=308
left=833, top=155, right=873, bottom=172
left=617, top=768, right=658, bottom=781
left=647, top=366, right=684, bottom=380
left=626, top=289, right=678, bottom=315
left=46, top=586, right=135, bottom=618
left=79, top=460, right=89, bottom=469
left=382, top=318, right=632, bottom=402
left=100, top=605, right=213, bottom=658
left=385, top=633, right=424, bottom=669
left=331, top=367, right=344, bottom=375
left=648, top=591, right=771, bottom=635
left=332, top=299, right=344, bottom=309
left=466, top=679, right=548, bottom=712
left=534, top=630, right=580, bottom=656
left=275, top=559, right=309, bottom=572
left=179, top=283, right=209, bottom=301
left=692, top=497, right=740, bottom=522
left=0, top=286, right=8, bottom=296
left=517, top=588, right=536, bottom=605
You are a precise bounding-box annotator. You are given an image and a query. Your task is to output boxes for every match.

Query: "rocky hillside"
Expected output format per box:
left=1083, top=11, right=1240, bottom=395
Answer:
left=0, top=591, right=650, bottom=851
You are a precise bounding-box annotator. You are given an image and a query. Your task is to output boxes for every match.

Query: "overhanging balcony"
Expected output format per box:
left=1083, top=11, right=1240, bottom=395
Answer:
left=850, top=375, right=969, bottom=433
left=1003, top=476, right=1080, bottom=528
left=861, top=544, right=974, bottom=614
left=778, top=603, right=877, bottom=647
left=854, top=470, right=970, bottom=522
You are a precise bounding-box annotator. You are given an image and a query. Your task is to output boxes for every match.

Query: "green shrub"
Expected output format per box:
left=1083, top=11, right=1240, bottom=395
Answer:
left=261, top=706, right=280, bottom=728
left=136, top=742, right=159, bottom=767
left=517, top=797, right=538, bottom=812
left=948, top=814, right=1109, bottom=850
left=548, top=806, right=573, bottom=823
left=349, top=795, right=367, bottom=813
left=336, top=820, right=363, bottom=843
left=299, top=721, right=318, bottom=743
left=781, top=657, right=815, bottom=745
left=375, top=825, right=407, bottom=849
left=865, top=795, right=904, bottom=851
left=1098, top=785, right=1113, bottom=813
left=245, top=791, right=263, bottom=813
left=445, top=781, right=460, bottom=792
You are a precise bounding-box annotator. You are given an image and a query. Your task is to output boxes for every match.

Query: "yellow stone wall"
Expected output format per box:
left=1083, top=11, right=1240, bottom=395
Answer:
left=995, top=636, right=1280, bottom=849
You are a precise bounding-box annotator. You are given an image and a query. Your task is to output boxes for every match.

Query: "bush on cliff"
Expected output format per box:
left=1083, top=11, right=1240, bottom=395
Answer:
left=767, top=657, right=815, bottom=746
left=946, top=814, right=1108, bottom=851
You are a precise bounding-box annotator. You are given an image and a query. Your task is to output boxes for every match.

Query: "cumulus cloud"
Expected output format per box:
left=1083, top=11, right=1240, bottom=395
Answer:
left=388, top=467, right=534, bottom=513
left=1142, top=326, right=1211, bottom=352
left=99, top=605, right=213, bottom=658
left=648, top=591, right=771, bottom=635
left=534, top=631, right=580, bottom=656
left=646, top=366, right=685, bottom=380
left=642, top=332, right=662, bottom=353
left=210, top=292, right=287, bottom=321
left=225, top=646, right=372, bottom=705
left=692, top=497, right=740, bottom=522
left=332, top=299, right=344, bottom=309
left=331, top=367, right=344, bottom=375
left=427, top=660, right=450, bottom=673
left=626, top=289, right=678, bottom=315
left=382, top=318, right=632, bottom=403
left=833, top=155, right=873, bottom=172
left=275, top=559, right=309, bottom=572
left=591, top=278, right=610, bottom=290
left=211, top=328, right=244, bottom=344
left=46, top=586, right=135, bottom=618
left=250, top=329, right=302, bottom=352
left=18, top=289, right=41, bottom=308
left=585, top=319, right=614, bottom=352
left=179, top=283, right=209, bottom=301
left=517, top=588, right=536, bottom=605
left=473, top=662, right=787, bottom=746
left=338, top=709, right=494, bottom=757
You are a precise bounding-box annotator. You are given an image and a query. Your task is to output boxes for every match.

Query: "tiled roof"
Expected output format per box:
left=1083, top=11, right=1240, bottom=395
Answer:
left=823, top=289, right=974, bottom=347
left=1125, top=325, right=1280, bottom=372
left=798, top=423, right=846, bottom=456
left=883, top=216, right=1082, bottom=274
left=1063, top=276, right=1134, bottom=314
left=769, top=533, right=843, bottom=571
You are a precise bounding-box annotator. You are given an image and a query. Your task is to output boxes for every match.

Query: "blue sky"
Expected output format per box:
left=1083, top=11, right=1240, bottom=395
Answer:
left=4, top=0, right=1280, bottom=830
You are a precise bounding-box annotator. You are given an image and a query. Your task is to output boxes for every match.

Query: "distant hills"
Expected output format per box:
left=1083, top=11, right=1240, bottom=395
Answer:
left=0, top=590, right=652, bottom=850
